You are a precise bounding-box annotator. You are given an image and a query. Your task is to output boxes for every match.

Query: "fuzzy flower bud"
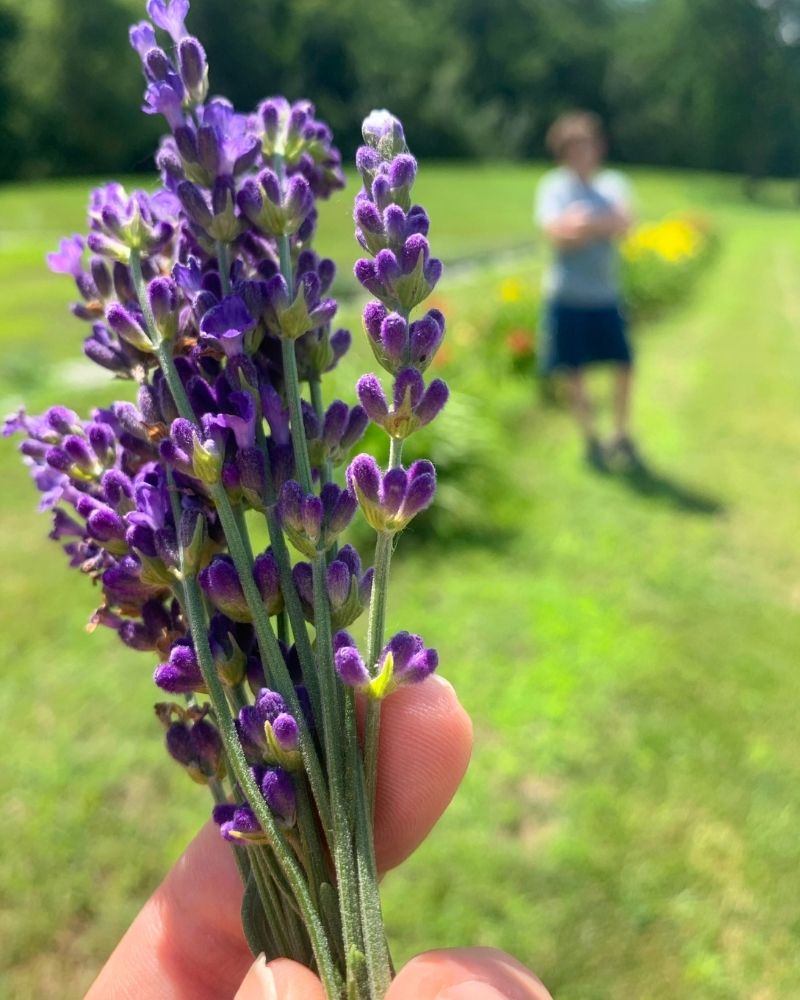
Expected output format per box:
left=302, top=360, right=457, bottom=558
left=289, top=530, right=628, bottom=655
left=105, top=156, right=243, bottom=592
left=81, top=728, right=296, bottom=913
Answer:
left=238, top=169, right=314, bottom=237
left=357, top=369, right=448, bottom=439
left=278, top=481, right=356, bottom=557
left=334, top=630, right=438, bottom=699
left=154, top=638, right=205, bottom=694
left=347, top=454, right=436, bottom=534
left=198, top=550, right=283, bottom=623
left=292, top=544, right=373, bottom=630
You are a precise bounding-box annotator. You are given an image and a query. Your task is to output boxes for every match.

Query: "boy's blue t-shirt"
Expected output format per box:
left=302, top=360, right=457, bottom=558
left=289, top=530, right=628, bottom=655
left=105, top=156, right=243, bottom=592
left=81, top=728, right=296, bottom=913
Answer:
left=535, top=167, right=631, bottom=307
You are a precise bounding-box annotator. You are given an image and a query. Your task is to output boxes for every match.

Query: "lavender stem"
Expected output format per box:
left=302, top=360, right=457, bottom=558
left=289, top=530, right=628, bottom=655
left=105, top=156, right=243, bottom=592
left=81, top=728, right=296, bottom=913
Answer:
left=363, top=437, right=404, bottom=814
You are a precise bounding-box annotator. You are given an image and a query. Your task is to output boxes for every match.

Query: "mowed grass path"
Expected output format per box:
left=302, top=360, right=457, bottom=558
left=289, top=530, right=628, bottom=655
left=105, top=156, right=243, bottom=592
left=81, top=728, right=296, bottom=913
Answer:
left=1, top=167, right=799, bottom=998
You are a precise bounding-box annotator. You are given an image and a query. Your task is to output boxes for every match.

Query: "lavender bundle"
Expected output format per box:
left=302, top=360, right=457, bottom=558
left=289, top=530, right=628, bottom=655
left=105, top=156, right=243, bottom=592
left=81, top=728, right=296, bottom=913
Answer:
left=4, top=2, right=451, bottom=997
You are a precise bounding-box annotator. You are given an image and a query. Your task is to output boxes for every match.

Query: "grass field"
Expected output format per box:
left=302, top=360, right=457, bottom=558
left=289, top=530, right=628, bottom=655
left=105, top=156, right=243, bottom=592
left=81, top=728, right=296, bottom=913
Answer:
left=2, top=165, right=800, bottom=999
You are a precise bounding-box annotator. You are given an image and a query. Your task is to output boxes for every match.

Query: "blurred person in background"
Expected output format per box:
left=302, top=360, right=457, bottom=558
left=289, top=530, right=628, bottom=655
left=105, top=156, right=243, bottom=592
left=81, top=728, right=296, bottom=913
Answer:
left=535, top=111, right=638, bottom=471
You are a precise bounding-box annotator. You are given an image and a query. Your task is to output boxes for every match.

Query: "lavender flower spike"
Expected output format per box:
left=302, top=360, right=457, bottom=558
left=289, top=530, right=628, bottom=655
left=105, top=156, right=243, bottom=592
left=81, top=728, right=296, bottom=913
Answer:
left=278, top=480, right=356, bottom=557
left=358, top=369, right=449, bottom=439
left=334, top=630, right=438, bottom=699
left=347, top=454, right=436, bottom=534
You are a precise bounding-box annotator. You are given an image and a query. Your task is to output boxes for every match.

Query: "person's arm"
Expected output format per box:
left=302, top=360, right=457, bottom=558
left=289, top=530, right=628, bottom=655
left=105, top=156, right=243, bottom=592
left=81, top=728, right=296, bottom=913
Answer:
left=544, top=202, right=631, bottom=250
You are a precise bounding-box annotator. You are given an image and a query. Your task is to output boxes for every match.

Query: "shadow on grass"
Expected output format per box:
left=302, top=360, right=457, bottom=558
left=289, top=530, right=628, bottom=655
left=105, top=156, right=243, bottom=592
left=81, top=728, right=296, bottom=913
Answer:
left=611, top=459, right=726, bottom=515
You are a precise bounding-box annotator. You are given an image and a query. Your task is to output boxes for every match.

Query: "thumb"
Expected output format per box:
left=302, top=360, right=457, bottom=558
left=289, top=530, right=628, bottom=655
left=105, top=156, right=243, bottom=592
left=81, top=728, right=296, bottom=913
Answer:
left=234, top=955, right=326, bottom=1000
left=387, top=948, right=553, bottom=1000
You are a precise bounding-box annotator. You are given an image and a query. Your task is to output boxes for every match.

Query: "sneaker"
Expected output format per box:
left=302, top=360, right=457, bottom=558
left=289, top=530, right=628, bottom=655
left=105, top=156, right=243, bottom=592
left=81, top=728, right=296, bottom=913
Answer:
left=585, top=436, right=608, bottom=472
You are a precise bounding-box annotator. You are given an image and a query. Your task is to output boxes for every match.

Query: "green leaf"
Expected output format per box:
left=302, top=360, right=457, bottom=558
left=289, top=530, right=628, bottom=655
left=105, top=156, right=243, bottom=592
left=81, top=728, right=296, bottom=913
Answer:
left=241, top=870, right=277, bottom=959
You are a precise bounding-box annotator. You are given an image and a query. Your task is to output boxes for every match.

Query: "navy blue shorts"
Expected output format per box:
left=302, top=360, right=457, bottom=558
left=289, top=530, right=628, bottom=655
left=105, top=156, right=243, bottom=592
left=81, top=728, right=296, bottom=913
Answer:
left=541, top=300, right=632, bottom=374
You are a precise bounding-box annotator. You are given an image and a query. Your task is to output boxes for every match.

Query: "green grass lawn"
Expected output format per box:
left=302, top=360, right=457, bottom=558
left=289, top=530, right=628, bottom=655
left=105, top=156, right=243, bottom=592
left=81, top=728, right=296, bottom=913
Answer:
left=2, top=165, right=800, bottom=999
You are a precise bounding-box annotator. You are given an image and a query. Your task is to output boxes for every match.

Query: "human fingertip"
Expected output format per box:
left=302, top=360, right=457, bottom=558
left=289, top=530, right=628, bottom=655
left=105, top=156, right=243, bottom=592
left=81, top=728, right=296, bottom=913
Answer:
left=438, top=983, right=513, bottom=999
left=387, top=948, right=552, bottom=1000
left=234, top=954, right=276, bottom=1000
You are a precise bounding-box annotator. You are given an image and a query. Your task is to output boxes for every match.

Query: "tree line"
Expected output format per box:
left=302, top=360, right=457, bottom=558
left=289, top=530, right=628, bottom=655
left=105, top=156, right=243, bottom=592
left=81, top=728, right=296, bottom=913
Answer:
left=1, top=0, right=799, bottom=182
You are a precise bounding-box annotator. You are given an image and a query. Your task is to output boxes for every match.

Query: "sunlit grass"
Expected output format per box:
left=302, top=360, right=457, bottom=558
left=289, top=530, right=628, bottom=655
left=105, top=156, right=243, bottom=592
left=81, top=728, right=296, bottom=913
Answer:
left=2, top=166, right=800, bottom=998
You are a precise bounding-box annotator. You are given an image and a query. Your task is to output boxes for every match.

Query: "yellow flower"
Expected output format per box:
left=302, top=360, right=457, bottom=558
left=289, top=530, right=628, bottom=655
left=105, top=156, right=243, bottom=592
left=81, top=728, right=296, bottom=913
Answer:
left=499, top=277, right=525, bottom=303
left=622, top=216, right=705, bottom=265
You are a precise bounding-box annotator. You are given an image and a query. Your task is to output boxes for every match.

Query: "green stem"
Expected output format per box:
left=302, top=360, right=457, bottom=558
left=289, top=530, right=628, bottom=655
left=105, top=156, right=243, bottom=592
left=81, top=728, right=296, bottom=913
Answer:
left=388, top=436, right=404, bottom=470
left=249, top=846, right=298, bottom=959
left=309, top=375, right=332, bottom=487
left=281, top=334, right=314, bottom=493
left=277, top=608, right=289, bottom=645
left=233, top=503, right=254, bottom=560
left=363, top=532, right=394, bottom=816
left=353, top=763, right=393, bottom=997
left=253, top=421, right=321, bottom=725
left=312, top=552, right=365, bottom=986
left=181, top=569, right=341, bottom=995
left=363, top=438, right=404, bottom=817
left=210, top=480, right=332, bottom=833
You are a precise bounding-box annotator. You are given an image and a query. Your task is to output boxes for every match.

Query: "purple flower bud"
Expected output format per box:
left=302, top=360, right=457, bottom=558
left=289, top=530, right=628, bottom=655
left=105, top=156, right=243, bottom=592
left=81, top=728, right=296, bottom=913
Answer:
left=87, top=506, right=127, bottom=544
left=388, top=154, right=417, bottom=190
left=63, top=434, right=95, bottom=468
left=107, top=304, right=152, bottom=352
left=383, top=631, right=439, bottom=686
left=347, top=454, right=381, bottom=505
left=237, top=447, right=266, bottom=511
left=155, top=639, right=205, bottom=693
left=409, top=310, right=445, bottom=370
left=362, top=301, right=387, bottom=342
left=415, top=379, right=449, bottom=427
left=326, top=559, right=351, bottom=606
left=145, top=47, right=173, bottom=83
left=238, top=688, right=288, bottom=750
left=148, top=277, right=179, bottom=341
left=334, top=643, right=371, bottom=688
left=177, top=181, right=213, bottom=230
left=272, top=713, right=299, bottom=752
left=190, top=718, right=223, bottom=772
left=301, top=493, right=323, bottom=542
left=262, top=768, right=296, bottom=827
left=219, top=804, right=262, bottom=843
left=401, top=460, right=437, bottom=520
left=381, top=468, right=407, bottom=515
left=198, top=555, right=250, bottom=622
left=393, top=368, right=424, bottom=410
left=101, top=470, right=134, bottom=509
left=253, top=549, right=283, bottom=616
left=348, top=454, right=436, bottom=533
left=320, top=403, right=345, bottom=450
left=178, top=37, right=208, bottom=103
left=165, top=722, right=193, bottom=764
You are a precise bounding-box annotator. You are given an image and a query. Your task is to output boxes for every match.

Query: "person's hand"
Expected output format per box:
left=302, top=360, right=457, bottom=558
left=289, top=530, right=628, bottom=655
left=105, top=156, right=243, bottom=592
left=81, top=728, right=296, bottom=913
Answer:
left=558, top=203, right=595, bottom=243
left=85, top=676, right=552, bottom=999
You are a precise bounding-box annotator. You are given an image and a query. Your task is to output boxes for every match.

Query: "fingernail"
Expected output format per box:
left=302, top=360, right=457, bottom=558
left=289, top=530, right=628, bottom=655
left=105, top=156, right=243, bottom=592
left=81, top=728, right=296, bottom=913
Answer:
left=234, top=954, right=277, bottom=1000
left=438, top=983, right=512, bottom=1000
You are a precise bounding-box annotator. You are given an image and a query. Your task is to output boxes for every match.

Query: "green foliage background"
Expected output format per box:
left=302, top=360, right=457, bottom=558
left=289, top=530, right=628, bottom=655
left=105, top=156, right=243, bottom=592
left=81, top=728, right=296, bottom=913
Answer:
left=3, top=0, right=800, bottom=180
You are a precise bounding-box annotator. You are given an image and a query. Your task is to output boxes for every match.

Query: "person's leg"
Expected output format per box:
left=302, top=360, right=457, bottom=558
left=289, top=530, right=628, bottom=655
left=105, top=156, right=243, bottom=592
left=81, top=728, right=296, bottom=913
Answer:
left=610, top=363, right=643, bottom=466
left=565, top=368, right=605, bottom=469
left=611, top=363, right=633, bottom=442
left=565, top=368, right=595, bottom=440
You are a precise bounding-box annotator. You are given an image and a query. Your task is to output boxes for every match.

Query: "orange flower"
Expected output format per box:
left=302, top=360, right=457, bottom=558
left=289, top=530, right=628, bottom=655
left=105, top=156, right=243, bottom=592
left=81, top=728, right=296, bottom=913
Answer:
left=506, top=329, right=534, bottom=357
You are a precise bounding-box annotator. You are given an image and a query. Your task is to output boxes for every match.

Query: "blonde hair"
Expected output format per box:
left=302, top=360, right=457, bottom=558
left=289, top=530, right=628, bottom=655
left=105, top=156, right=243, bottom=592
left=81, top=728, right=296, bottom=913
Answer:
left=545, top=111, right=604, bottom=160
